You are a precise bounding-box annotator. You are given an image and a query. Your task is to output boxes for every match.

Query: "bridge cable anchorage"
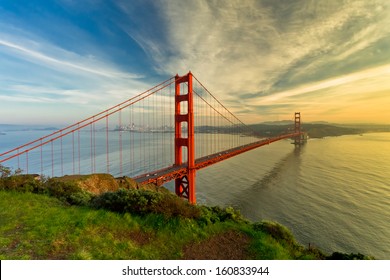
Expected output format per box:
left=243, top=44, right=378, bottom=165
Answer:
left=0, top=71, right=304, bottom=204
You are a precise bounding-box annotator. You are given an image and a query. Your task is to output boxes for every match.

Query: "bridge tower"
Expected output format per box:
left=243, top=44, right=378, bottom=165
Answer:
left=294, top=112, right=303, bottom=145
left=174, top=72, right=196, bottom=204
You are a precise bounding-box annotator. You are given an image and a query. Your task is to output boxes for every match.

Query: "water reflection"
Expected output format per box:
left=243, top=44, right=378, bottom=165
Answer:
left=229, top=145, right=305, bottom=220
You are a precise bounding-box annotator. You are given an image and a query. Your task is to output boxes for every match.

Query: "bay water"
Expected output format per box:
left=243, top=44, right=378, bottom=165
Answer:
left=196, top=132, right=390, bottom=259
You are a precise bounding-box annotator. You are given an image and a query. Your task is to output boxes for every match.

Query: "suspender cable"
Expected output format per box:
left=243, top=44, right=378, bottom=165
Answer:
left=106, top=114, right=109, bottom=174
left=119, top=109, right=123, bottom=177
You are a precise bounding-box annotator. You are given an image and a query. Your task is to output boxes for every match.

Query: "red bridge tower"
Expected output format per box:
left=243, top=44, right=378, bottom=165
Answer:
left=294, top=112, right=304, bottom=145
left=174, top=72, right=196, bottom=204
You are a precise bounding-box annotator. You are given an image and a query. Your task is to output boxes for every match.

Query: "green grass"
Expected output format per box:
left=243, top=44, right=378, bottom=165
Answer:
left=0, top=191, right=205, bottom=259
left=0, top=190, right=323, bottom=260
left=0, top=172, right=372, bottom=260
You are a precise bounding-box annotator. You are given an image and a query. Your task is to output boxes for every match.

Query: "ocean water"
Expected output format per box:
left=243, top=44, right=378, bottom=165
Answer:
left=196, top=133, right=390, bottom=259
left=1, top=131, right=389, bottom=259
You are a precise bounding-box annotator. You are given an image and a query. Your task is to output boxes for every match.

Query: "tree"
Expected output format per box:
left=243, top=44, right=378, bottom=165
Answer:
left=14, top=168, right=23, bottom=175
left=0, top=164, right=11, bottom=178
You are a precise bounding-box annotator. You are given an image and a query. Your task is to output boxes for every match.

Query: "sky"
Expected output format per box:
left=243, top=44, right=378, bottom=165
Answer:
left=1, top=0, right=390, bottom=125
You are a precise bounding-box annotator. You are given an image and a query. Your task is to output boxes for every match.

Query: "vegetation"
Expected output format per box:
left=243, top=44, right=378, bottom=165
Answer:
left=0, top=166, right=373, bottom=260
left=300, top=124, right=363, bottom=138
left=246, top=122, right=389, bottom=139
left=246, top=123, right=365, bottom=138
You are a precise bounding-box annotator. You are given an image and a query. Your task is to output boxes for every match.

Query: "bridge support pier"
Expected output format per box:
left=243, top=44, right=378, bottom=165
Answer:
left=174, top=72, right=196, bottom=204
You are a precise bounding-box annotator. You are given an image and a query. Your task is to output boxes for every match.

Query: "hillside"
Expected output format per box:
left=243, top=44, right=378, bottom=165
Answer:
left=0, top=173, right=372, bottom=260
left=300, top=123, right=364, bottom=138
left=247, top=123, right=390, bottom=138
left=0, top=191, right=319, bottom=260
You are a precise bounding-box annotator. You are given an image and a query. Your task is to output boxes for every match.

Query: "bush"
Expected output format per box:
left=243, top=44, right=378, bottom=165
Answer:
left=0, top=164, right=11, bottom=178
left=326, top=252, right=374, bottom=260
left=91, top=189, right=200, bottom=219
left=154, top=192, right=200, bottom=219
left=253, top=221, right=296, bottom=245
left=45, top=179, right=93, bottom=206
left=0, top=174, right=46, bottom=193
left=197, top=205, right=245, bottom=225
left=91, top=189, right=159, bottom=213
left=0, top=173, right=92, bottom=206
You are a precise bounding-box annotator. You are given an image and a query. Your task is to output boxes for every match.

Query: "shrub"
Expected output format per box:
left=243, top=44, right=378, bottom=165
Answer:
left=197, top=205, right=245, bottom=225
left=91, top=189, right=200, bottom=219
left=253, top=221, right=296, bottom=245
left=197, top=207, right=217, bottom=225
left=326, top=252, right=374, bottom=260
left=0, top=164, right=11, bottom=178
left=153, top=192, right=200, bottom=219
left=0, top=174, right=45, bottom=193
left=45, top=179, right=93, bottom=206
left=92, top=189, right=161, bottom=214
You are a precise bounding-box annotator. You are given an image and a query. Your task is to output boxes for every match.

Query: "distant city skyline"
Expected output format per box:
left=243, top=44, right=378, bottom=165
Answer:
left=1, top=1, right=390, bottom=125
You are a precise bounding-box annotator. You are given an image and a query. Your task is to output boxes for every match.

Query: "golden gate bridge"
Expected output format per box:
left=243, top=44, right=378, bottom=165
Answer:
left=0, top=72, right=305, bottom=204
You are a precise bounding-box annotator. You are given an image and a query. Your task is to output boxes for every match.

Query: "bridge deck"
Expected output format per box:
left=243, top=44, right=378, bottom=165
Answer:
left=134, top=132, right=299, bottom=186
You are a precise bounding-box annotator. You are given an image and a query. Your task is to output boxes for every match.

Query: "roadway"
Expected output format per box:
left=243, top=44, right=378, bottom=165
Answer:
left=134, top=132, right=300, bottom=186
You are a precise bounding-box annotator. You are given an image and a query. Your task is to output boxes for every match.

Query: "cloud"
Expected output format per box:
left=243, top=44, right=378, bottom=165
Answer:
left=0, top=38, right=141, bottom=79
left=252, top=64, right=390, bottom=104
left=228, top=64, right=390, bottom=123
left=0, top=3, right=170, bottom=124
left=0, top=29, right=150, bottom=107
left=2, top=84, right=103, bottom=104
left=120, top=0, right=390, bottom=123
left=1, top=0, right=389, bottom=124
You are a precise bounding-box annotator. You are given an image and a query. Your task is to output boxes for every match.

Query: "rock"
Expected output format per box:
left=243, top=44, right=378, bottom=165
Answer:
left=51, top=174, right=170, bottom=195
left=116, top=176, right=138, bottom=190
left=52, top=174, right=119, bottom=195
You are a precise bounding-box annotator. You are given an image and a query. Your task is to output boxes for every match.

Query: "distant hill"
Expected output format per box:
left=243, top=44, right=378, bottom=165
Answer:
left=247, top=123, right=390, bottom=138
left=301, top=124, right=363, bottom=138
left=261, top=120, right=293, bottom=126
left=0, top=124, right=58, bottom=132
left=1, top=122, right=389, bottom=139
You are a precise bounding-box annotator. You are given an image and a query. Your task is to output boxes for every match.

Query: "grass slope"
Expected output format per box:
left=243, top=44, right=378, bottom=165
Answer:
left=0, top=172, right=371, bottom=260
left=0, top=190, right=320, bottom=260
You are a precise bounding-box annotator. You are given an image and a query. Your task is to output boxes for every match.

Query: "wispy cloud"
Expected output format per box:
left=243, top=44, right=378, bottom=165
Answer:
left=0, top=27, right=150, bottom=111
left=122, top=0, right=390, bottom=122
left=253, top=64, right=390, bottom=104
left=158, top=1, right=389, bottom=88
left=0, top=38, right=141, bottom=79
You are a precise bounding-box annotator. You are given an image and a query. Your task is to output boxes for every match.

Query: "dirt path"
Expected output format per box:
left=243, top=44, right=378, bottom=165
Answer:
left=182, top=230, right=251, bottom=260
